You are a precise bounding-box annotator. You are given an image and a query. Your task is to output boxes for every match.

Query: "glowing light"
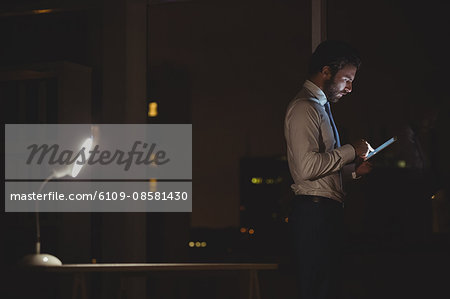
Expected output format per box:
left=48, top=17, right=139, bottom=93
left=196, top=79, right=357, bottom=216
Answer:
left=265, top=178, right=275, bottom=184
left=43, top=257, right=49, bottom=262
left=148, top=154, right=159, bottom=167
left=195, top=242, right=201, bottom=247
left=33, top=9, right=53, bottom=15
left=248, top=228, right=255, bottom=235
left=397, top=160, right=406, bottom=168
left=188, top=242, right=195, bottom=247
left=431, top=195, right=436, bottom=200
left=251, top=177, right=263, bottom=184
left=148, top=102, right=158, bottom=117
left=284, top=217, right=289, bottom=223
left=149, top=179, right=157, bottom=192
left=201, top=242, right=207, bottom=247
left=240, top=227, right=247, bottom=233
left=71, top=137, right=93, bottom=177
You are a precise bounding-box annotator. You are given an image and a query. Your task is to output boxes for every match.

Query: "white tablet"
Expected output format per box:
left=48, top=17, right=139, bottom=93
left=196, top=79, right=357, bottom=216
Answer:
left=364, top=137, right=397, bottom=160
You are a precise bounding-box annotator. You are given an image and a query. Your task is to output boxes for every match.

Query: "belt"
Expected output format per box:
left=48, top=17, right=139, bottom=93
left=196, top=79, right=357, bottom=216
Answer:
left=295, top=194, right=344, bottom=208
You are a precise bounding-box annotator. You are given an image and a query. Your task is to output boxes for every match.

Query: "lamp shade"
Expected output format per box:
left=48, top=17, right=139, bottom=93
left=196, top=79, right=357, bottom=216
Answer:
left=71, top=137, right=93, bottom=177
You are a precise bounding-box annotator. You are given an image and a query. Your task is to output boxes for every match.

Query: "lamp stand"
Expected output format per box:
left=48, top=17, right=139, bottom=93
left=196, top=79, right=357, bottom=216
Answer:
left=20, top=174, right=62, bottom=267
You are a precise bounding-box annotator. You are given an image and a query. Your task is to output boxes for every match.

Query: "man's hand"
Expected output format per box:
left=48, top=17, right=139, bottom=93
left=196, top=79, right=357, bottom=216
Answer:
left=351, top=139, right=371, bottom=158
left=355, top=160, right=373, bottom=177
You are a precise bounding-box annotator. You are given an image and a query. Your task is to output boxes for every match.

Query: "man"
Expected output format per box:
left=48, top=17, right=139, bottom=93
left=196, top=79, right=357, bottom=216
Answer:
left=284, top=40, right=372, bottom=299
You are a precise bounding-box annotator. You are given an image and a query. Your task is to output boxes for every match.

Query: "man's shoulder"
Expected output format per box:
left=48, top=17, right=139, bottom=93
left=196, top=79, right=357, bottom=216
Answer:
left=292, top=87, right=321, bottom=104
left=287, top=95, right=322, bottom=112
left=285, top=87, right=325, bottom=123
left=286, top=98, right=323, bottom=126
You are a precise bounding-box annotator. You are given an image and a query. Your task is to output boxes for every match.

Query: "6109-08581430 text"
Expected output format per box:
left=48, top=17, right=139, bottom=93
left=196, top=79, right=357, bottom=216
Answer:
left=9, top=191, right=189, bottom=201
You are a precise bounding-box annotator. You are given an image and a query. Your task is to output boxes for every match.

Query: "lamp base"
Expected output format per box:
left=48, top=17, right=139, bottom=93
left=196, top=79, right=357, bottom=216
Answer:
left=20, top=253, right=62, bottom=267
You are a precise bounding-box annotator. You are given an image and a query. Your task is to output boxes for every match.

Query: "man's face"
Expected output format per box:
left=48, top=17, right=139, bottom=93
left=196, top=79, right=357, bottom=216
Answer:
left=323, top=64, right=357, bottom=103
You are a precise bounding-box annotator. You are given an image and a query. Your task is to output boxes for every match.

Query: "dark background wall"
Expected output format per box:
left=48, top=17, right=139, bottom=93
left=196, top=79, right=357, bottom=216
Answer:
left=325, top=0, right=449, bottom=237
left=328, top=0, right=449, bottom=141
left=148, top=0, right=311, bottom=228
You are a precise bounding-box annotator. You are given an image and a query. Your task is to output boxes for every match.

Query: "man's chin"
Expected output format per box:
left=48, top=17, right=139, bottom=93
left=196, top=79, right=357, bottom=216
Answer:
left=329, top=97, right=340, bottom=103
left=330, top=93, right=345, bottom=103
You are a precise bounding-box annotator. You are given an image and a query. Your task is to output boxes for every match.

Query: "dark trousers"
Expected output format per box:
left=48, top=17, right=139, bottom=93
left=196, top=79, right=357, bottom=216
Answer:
left=290, top=195, right=344, bottom=299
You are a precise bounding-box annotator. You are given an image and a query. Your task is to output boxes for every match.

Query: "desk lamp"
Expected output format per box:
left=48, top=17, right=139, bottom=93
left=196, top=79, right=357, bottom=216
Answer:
left=20, top=137, right=93, bottom=266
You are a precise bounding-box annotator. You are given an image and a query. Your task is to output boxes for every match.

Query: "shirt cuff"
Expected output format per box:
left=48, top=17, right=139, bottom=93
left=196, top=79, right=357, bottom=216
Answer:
left=352, top=171, right=361, bottom=180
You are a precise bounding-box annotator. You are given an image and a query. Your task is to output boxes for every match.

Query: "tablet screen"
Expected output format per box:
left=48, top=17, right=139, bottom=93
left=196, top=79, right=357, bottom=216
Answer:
left=365, top=137, right=397, bottom=160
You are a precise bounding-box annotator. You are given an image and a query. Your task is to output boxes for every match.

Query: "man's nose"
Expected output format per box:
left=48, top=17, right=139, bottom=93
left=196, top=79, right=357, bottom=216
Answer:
left=345, top=82, right=352, bottom=93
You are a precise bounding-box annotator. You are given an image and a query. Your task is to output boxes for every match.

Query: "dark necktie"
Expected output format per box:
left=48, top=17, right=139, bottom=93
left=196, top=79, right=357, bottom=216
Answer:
left=324, top=102, right=341, bottom=148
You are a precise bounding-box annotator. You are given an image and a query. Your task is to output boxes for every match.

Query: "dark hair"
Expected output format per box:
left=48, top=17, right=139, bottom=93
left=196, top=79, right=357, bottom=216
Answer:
left=308, top=40, right=361, bottom=76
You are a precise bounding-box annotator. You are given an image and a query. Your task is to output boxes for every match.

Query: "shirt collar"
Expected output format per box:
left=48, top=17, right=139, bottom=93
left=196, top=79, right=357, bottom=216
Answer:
left=303, top=80, right=328, bottom=106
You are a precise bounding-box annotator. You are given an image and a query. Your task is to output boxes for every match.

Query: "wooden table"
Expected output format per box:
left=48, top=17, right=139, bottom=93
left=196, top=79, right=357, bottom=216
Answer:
left=39, top=263, right=279, bottom=299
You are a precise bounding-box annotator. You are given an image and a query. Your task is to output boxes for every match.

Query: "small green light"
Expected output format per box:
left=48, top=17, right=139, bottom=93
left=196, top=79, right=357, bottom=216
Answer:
left=397, top=160, right=406, bottom=168
left=251, top=177, right=263, bottom=184
left=265, top=178, right=275, bottom=184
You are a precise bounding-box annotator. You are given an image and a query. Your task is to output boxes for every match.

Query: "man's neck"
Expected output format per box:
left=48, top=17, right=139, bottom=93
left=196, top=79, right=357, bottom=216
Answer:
left=308, top=75, right=325, bottom=91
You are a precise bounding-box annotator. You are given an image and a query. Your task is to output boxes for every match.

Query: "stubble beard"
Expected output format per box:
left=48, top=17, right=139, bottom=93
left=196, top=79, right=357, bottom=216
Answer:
left=323, top=76, right=341, bottom=103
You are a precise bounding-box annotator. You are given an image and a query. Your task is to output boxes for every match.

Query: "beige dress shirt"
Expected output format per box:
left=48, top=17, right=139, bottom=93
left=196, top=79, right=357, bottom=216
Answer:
left=284, top=80, right=356, bottom=202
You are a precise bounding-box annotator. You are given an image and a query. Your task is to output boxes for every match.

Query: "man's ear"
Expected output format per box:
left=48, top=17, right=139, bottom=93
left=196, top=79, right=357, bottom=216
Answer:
left=321, top=66, right=333, bottom=80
